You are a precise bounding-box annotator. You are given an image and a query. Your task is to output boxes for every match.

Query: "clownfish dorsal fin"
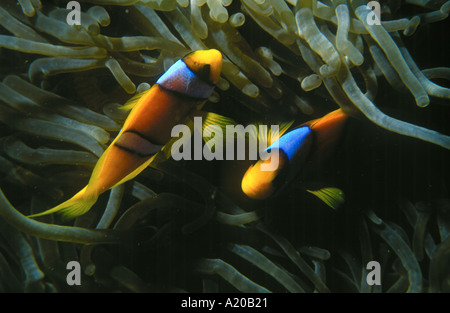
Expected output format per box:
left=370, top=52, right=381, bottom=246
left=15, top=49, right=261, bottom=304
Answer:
left=271, top=120, right=295, bottom=144
left=306, top=187, right=345, bottom=210
left=247, top=120, right=295, bottom=149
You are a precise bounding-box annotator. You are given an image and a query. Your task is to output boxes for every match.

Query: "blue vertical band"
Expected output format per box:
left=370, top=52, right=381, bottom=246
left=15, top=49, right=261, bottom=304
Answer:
left=266, top=126, right=312, bottom=163
left=156, top=59, right=215, bottom=99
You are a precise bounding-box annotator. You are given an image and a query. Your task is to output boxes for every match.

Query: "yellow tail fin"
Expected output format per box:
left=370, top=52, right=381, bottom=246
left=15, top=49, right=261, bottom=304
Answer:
left=28, top=186, right=98, bottom=219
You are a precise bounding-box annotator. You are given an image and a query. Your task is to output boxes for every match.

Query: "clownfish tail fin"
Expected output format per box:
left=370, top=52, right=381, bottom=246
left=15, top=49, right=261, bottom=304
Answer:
left=306, top=187, right=345, bottom=210
left=28, top=186, right=98, bottom=219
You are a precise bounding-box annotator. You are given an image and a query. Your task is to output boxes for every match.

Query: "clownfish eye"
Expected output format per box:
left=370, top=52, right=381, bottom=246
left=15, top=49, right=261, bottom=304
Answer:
left=183, top=49, right=222, bottom=85
left=195, top=64, right=211, bottom=84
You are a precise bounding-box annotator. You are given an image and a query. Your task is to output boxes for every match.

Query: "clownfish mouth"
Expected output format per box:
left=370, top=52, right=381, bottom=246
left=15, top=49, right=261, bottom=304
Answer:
left=241, top=150, right=287, bottom=200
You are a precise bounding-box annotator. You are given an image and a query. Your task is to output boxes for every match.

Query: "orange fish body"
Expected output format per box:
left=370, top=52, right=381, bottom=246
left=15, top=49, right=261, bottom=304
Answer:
left=304, top=108, right=349, bottom=170
left=88, top=84, right=204, bottom=195
left=31, top=49, right=223, bottom=219
left=241, top=109, right=348, bottom=204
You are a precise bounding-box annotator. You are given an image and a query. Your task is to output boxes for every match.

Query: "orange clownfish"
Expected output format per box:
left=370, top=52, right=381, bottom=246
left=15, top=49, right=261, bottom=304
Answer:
left=30, top=49, right=223, bottom=219
left=241, top=109, right=348, bottom=209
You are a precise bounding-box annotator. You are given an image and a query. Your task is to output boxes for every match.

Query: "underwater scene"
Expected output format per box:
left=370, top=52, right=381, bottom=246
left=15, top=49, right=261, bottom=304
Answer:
left=0, top=0, right=449, bottom=295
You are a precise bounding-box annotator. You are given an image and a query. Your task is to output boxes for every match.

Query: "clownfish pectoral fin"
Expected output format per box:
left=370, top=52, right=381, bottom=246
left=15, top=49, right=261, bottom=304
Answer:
left=28, top=186, right=98, bottom=219
left=110, top=153, right=159, bottom=189
left=200, top=112, right=237, bottom=132
left=199, top=114, right=295, bottom=156
left=119, top=90, right=148, bottom=111
left=306, top=187, right=344, bottom=210
left=152, top=149, right=170, bottom=165
left=158, top=111, right=237, bottom=159
left=201, top=112, right=238, bottom=153
left=158, top=116, right=196, bottom=160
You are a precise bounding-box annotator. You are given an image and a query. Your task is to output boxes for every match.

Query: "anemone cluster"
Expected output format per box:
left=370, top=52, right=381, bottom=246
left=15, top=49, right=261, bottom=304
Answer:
left=0, top=0, right=449, bottom=293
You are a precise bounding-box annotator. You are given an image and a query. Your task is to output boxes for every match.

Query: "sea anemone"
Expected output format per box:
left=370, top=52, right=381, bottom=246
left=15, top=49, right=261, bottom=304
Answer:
left=0, top=0, right=449, bottom=293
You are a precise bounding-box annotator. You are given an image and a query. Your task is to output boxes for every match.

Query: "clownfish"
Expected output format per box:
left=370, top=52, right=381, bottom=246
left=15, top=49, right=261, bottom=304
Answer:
left=241, top=109, right=348, bottom=209
left=30, top=49, right=223, bottom=219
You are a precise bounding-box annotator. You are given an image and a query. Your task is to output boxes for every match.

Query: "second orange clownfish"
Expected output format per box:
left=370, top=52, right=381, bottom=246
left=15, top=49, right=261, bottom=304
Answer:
left=30, top=49, right=223, bottom=219
left=241, top=109, right=348, bottom=209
